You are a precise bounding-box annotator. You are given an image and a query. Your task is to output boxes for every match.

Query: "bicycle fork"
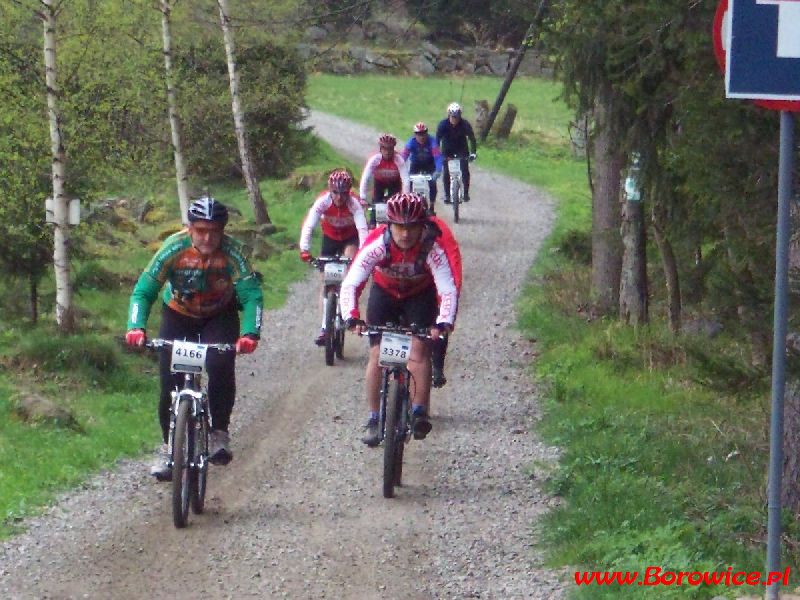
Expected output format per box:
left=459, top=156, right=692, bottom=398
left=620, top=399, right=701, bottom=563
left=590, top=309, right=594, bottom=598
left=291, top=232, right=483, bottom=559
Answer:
left=168, top=386, right=205, bottom=470
left=378, top=369, right=410, bottom=445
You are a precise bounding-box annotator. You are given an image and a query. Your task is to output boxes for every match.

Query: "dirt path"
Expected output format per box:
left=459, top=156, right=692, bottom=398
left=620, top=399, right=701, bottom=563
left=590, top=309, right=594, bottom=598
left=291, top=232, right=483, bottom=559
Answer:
left=0, top=112, right=566, bottom=600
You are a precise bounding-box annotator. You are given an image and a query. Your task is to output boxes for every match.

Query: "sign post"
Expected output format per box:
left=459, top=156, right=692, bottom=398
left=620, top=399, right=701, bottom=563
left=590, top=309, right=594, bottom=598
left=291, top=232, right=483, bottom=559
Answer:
left=715, top=1, right=800, bottom=597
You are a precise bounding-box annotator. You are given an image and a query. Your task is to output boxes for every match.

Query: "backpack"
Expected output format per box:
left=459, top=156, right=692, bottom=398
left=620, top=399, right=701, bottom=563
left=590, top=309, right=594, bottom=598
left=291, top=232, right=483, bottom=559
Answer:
left=363, top=219, right=462, bottom=321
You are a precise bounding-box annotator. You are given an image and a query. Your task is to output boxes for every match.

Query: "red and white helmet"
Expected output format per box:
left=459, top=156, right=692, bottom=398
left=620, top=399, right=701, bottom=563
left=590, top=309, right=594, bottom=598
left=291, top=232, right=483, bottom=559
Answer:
left=378, top=134, right=397, bottom=148
left=447, top=102, right=462, bottom=117
left=328, top=169, right=352, bottom=193
left=413, top=122, right=428, bottom=134
left=386, top=192, right=428, bottom=225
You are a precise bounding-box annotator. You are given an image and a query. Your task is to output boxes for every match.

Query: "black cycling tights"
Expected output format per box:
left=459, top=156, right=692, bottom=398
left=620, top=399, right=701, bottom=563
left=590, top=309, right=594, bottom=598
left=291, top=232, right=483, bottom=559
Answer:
left=157, top=304, right=239, bottom=441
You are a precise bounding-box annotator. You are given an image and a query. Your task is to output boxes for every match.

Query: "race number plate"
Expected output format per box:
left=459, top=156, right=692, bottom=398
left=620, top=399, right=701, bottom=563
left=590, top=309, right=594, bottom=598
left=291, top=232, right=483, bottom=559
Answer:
left=170, top=340, right=207, bottom=374
left=447, top=158, right=462, bottom=178
left=323, top=262, right=346, bottom=284
left=378, top=332, right=412, bottom=367
left=374, top=202, right=388, bottom=223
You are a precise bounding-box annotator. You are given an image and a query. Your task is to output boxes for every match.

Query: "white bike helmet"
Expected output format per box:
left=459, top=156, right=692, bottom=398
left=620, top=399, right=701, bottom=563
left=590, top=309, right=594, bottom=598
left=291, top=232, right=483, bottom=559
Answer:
left=447, top=102, right=462, bottom=117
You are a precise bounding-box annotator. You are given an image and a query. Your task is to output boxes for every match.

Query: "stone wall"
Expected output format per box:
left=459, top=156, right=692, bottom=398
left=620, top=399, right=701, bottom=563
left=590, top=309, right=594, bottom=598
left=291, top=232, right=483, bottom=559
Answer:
left=297, top=40, right=553, bottom=79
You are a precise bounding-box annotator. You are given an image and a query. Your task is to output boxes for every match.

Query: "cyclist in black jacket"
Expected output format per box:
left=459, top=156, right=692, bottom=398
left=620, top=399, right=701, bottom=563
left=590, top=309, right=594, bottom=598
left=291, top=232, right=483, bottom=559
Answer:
left=435, top=102, right=477, bottom=203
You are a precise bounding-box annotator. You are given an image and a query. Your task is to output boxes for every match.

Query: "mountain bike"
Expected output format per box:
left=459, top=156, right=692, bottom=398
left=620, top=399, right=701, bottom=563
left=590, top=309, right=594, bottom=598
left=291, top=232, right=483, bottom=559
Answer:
left=311, top=256, right=351, bottom=365
left=446, top=154, right=475, bottom=223
left=361, top=324, right=432, bottom=498
left=146, top=338, right=235, bottom=528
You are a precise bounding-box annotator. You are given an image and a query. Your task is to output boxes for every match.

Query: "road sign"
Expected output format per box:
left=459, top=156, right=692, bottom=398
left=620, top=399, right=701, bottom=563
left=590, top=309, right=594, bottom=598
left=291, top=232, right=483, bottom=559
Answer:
left=713, top=0, right=800, bottom=110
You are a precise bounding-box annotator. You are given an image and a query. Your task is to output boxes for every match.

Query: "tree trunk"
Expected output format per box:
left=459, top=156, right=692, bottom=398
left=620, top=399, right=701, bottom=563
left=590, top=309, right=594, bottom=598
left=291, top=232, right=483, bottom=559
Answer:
left=782, top=379, right=800, bottom=514
left=480, top=0, right=549, bottom=141
left=474, top=100, right=489, bottom=136
left=41, top=0, right=75, bottom=332
left=30, top=275, right=38, bottom=325
left=160, top=0, right=190, bottom=225
left=590, top=89, right=623, bottom=316
left=651, top=215, right=681, bottom=334
left=619, top=190, right=647, bottom=326
left=782, top=201, right=800, bottom=512
left=217, top=0, right=270, bottom=225
left=495, top=104, right=517, bottom=140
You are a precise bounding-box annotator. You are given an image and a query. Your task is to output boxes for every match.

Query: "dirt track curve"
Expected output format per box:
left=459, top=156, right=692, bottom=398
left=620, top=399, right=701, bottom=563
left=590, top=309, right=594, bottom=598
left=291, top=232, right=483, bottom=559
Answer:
left=0, top=111, right=566, bottom=600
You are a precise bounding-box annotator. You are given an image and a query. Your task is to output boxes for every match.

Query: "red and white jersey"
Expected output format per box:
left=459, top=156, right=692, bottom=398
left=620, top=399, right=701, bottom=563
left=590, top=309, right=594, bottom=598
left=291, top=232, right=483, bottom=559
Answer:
left=299, top=190, right=368, bottom=251
left=339, top=226, right=458, bottom=325
left=358, top=152, right=408, bottom=199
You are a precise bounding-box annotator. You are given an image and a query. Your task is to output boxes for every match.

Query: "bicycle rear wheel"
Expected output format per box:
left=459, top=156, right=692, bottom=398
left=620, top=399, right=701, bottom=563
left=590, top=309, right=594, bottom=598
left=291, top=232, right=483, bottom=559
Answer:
left=172, top=398, right=193, bottom=528
left=324, top=290, right=337, bottom=366
left=383, top=378, right=406, bottom=498
left=190, top=413, right=209, bottom=514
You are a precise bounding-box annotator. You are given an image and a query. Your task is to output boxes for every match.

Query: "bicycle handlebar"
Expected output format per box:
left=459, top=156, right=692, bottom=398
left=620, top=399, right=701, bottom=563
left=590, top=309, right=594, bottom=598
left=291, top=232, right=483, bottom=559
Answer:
left=310, top=256, right=352, bottom=271
left=357, top=324, right=441, bottom=340
left=145, top=339, right=236, bottom=353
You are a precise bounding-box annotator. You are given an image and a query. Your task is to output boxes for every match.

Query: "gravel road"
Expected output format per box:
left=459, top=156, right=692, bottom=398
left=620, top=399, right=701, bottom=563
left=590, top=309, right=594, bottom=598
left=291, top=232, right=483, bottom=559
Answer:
left=0, top=111, right=567, bottom=599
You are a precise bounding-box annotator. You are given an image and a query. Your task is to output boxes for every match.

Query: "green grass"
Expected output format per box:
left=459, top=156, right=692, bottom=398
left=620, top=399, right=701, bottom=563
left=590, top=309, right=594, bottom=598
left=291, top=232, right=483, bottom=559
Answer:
left=306, top=73, right=583, bottom=201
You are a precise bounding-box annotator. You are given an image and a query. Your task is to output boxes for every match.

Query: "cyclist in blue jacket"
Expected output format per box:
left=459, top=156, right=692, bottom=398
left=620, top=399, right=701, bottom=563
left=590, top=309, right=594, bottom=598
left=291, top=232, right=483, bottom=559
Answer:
left=401, top=122, right=443, bottom=214
left=435, top=102, right=477, bottom=203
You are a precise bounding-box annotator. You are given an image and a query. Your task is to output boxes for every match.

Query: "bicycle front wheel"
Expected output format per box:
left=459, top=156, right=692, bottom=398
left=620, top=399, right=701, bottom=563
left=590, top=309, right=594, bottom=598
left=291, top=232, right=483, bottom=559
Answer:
left=324, top=290, right=337, bottom=366
left=190, top=412, right=209, bottom=514
left=451, top=180, right=460, bottom=223
left=334, top=309, right=345, bottom=360
left=383, top=378, right=406, bottom=498
left=172, top=397, right=193, bottom=528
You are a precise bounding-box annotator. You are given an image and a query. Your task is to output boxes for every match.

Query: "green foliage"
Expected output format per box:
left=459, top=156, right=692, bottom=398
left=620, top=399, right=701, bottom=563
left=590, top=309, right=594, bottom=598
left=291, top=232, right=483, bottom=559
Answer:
left=174, top=38, right=310, bottom=179
left=520, top=245, right=785, bottom=597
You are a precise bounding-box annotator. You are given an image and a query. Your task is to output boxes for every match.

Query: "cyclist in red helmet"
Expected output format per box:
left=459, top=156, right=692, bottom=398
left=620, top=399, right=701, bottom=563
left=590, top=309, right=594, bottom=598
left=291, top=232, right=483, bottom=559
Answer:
left=299, top=168, right=368, bottom=345
left=358, top=133, right=408, bottom=226
left=401, top=122, right=443, bottom=214
left=340, top=192, right=460, bottom=446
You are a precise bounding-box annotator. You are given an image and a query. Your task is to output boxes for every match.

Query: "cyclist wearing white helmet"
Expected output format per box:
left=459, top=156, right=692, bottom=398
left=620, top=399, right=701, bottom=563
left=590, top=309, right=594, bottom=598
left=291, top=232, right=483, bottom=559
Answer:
left=401, top=121, right=444, bottom=214
left=126, top=195, right=263, bottom=479
left=436, top=102, right=478, bottom=203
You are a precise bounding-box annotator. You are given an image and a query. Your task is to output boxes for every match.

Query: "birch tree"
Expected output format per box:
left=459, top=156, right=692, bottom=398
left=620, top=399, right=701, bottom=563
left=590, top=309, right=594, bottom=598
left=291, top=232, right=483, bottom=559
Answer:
left=160, top=0, right=190, bottom=224
left=216, top=0, right=270, bottom=225
left=40, top=0, right=74, bottom=331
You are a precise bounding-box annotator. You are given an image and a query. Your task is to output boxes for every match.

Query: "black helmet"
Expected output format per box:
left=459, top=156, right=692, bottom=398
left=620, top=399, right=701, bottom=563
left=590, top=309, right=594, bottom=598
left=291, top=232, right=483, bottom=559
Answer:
left=188, top=196, right=228, bottom=226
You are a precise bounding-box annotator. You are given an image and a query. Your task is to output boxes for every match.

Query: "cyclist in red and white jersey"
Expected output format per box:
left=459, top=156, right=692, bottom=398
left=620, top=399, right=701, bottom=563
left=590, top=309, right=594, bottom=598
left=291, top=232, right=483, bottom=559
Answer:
left=340, top=192, right=459, bottom=446
left=358, top=134, right=408, bottom=226
left=299, top=169, right=368, bottom=345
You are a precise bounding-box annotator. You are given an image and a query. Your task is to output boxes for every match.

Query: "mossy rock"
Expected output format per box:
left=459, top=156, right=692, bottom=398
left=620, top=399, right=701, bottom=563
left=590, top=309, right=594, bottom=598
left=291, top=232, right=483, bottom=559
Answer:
left=11, top=393, right=83, bottom=432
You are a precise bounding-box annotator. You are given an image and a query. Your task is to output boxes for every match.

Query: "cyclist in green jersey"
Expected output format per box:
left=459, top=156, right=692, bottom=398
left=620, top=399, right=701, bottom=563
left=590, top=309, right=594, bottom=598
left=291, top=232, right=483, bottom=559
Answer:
left=125, top=196, right=263, bottom=480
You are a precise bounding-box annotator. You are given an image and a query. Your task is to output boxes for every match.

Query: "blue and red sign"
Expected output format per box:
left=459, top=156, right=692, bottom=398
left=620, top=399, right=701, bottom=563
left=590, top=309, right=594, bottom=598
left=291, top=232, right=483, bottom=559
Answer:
left=714, top=0, right=800, bottom=110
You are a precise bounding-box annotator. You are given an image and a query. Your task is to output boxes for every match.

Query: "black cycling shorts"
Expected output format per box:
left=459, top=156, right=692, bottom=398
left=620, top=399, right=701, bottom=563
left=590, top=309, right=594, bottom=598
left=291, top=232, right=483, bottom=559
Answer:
left=321, top=233, right=359, bottom=257
left=366, top=283, right=438, bottom=346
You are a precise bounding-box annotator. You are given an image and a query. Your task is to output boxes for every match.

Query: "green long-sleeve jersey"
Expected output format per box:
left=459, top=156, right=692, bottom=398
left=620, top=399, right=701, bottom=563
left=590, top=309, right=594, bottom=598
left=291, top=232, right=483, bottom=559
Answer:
left=127, top=230, right=263, bottom=337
